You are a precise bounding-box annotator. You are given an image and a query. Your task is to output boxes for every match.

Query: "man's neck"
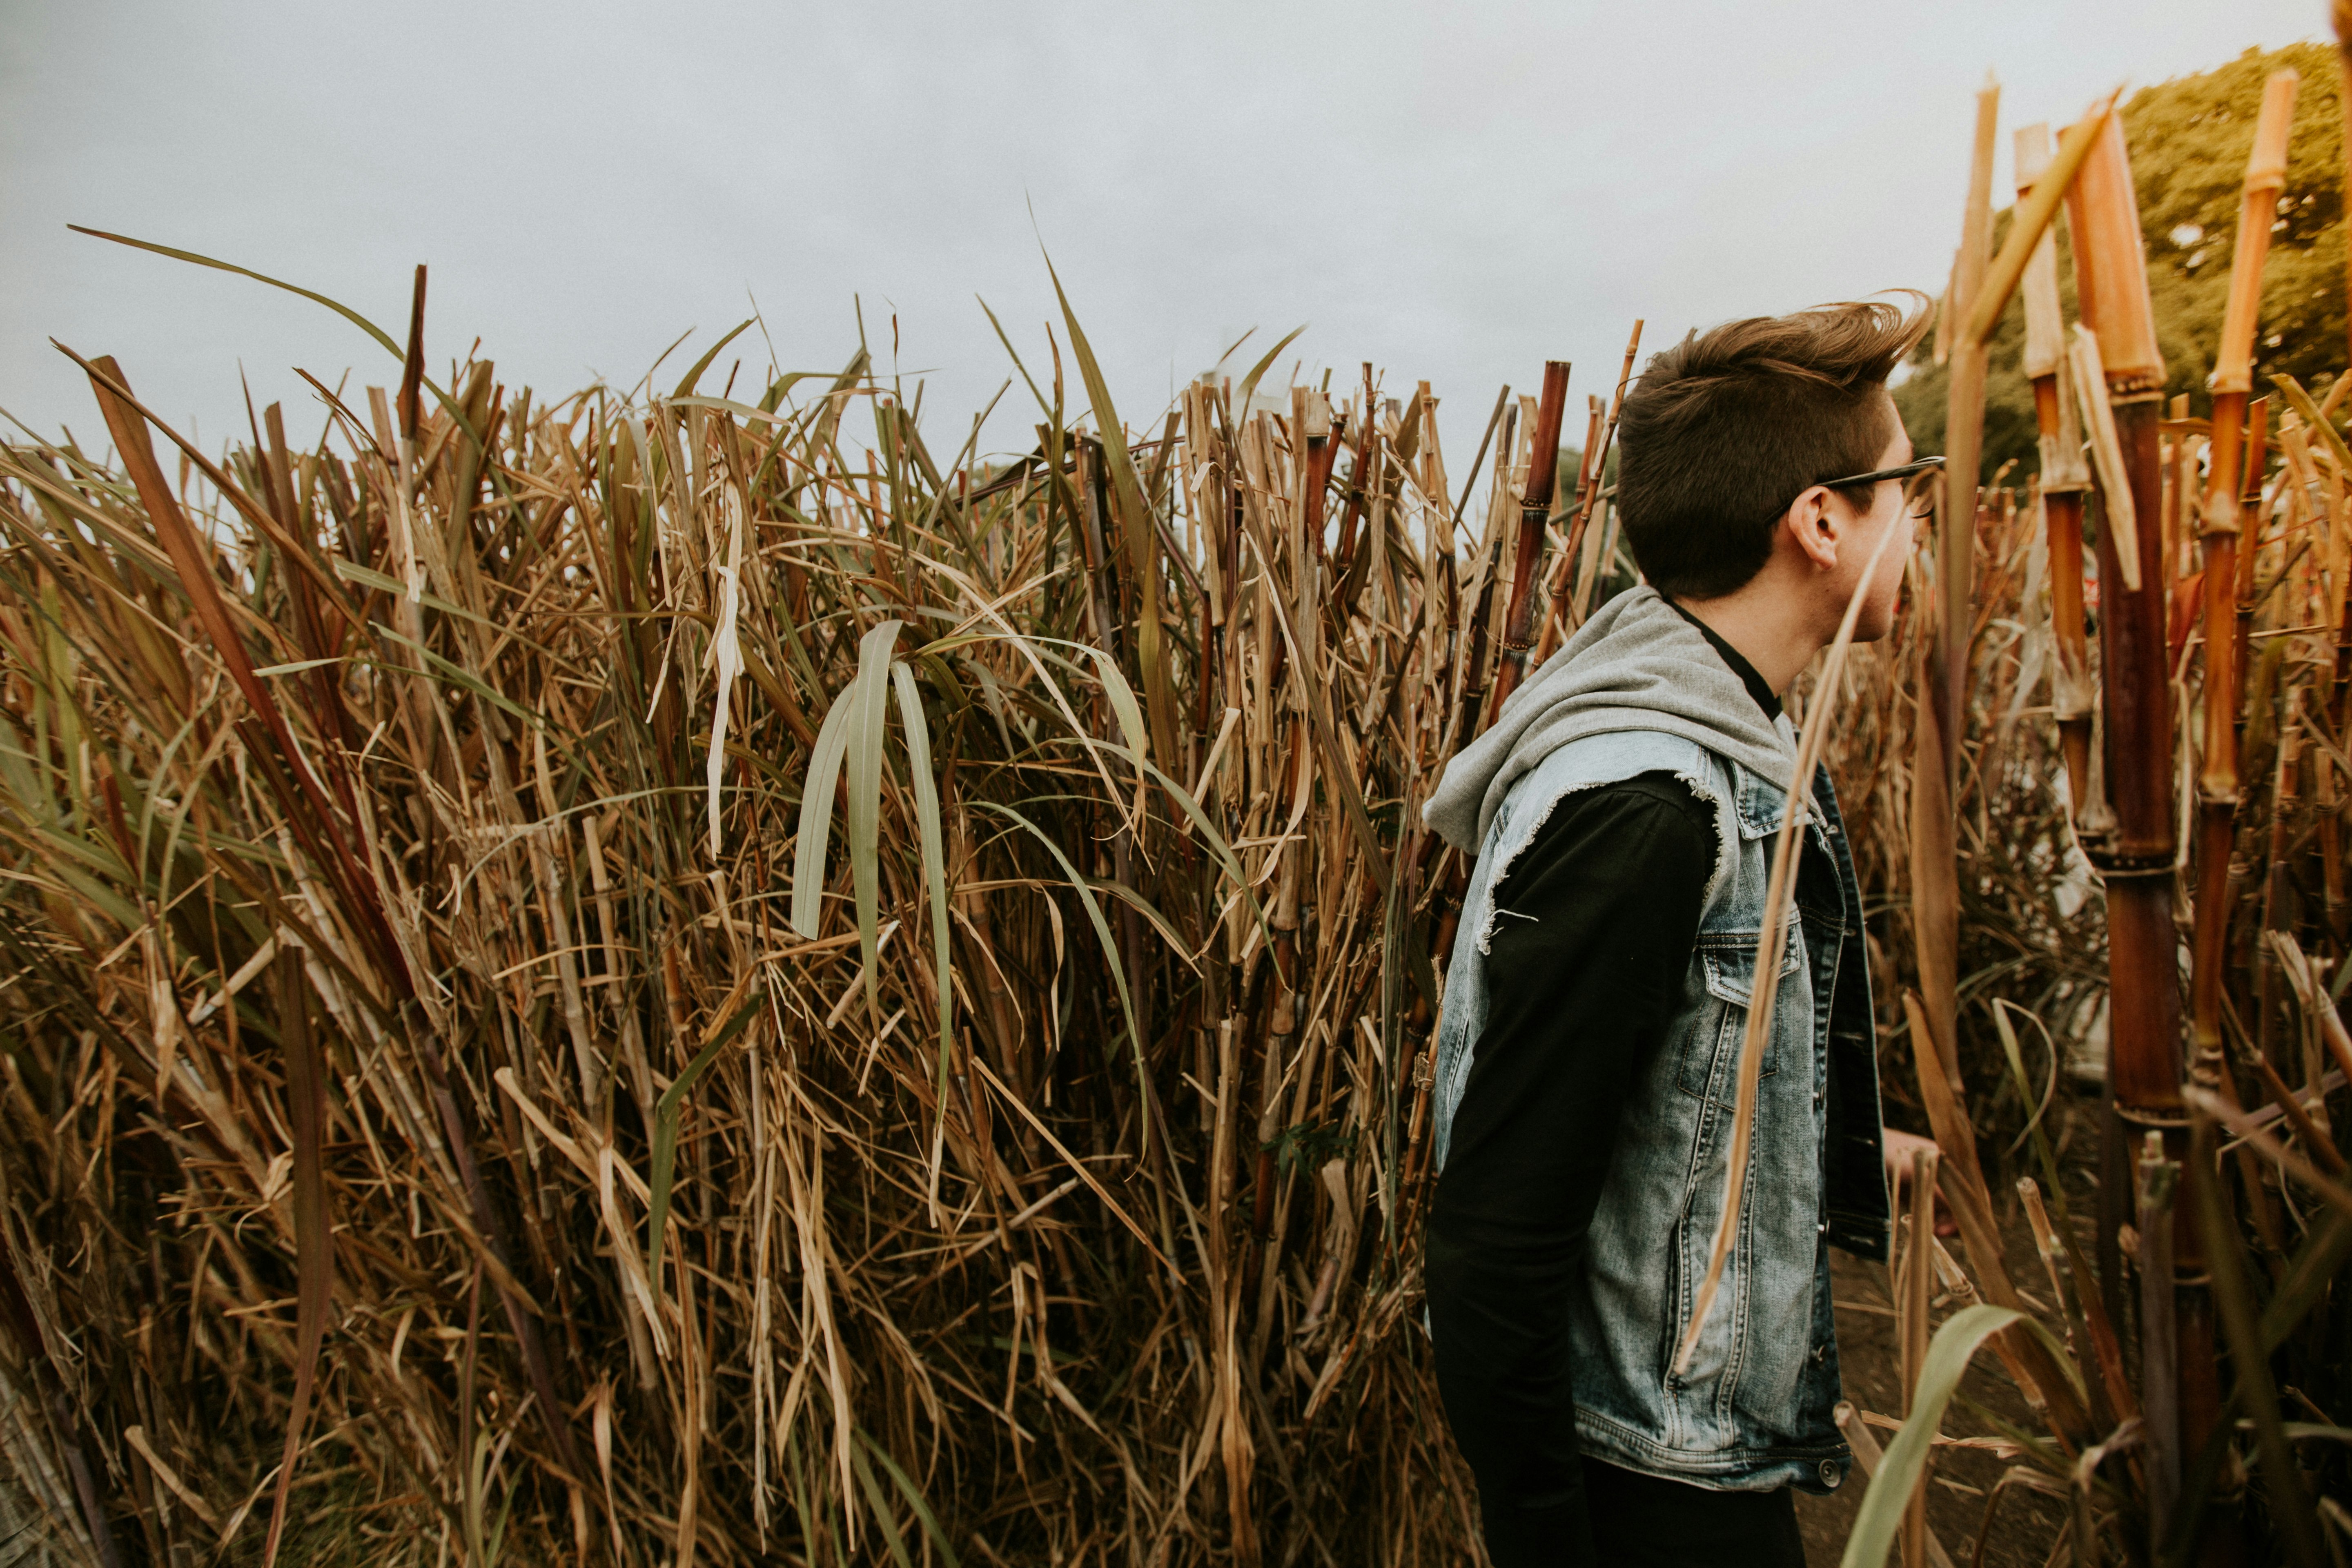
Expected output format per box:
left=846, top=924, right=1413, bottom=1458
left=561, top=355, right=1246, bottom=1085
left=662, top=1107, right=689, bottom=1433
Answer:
left=1666, top=590, right=1822, bottom=698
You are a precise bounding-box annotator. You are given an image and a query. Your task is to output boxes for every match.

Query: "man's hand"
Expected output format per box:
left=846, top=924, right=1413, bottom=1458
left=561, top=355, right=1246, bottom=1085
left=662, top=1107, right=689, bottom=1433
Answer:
left=1881, top=1128, right=1957, bottom=1237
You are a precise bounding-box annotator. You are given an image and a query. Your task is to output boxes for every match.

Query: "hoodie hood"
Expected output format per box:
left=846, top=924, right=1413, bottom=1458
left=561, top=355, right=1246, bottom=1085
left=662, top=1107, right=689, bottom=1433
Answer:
left=1423, top=586, right=1798, bottom=854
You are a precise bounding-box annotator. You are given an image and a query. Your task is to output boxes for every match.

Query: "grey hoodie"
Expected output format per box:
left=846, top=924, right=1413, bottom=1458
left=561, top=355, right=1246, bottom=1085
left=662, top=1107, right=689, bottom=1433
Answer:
left=1422, top=586, right=1797, bottom=856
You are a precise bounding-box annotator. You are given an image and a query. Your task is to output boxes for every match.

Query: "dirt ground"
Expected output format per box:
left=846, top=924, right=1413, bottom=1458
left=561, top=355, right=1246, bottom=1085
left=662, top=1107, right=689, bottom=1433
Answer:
left=1791, top=1138, right=2094, bottom=1568
left=1793, top=1247, right=2072, bottom=1567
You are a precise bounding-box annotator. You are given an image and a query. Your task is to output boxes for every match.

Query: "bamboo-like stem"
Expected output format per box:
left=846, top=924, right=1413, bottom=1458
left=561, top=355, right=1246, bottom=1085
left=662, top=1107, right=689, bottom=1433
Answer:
left=2016, top=125, right=2097, bottom=811
left=2136, top=1131, right=2182, bottom=1546
left=2192, top=69, right=2298, bottom=1192
left=2234, top=396, right=2270, bottom=753
left=1485, top=359, right=1572, bottom=717
left=2064, top=98, right=2234, bottom=1532
left=2065, top=103, right=2178, bottom=1095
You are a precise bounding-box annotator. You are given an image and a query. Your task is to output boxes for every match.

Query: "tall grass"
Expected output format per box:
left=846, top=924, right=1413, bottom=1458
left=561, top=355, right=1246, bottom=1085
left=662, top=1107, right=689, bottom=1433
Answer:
left=0, top=274, right=1526, bottom=1565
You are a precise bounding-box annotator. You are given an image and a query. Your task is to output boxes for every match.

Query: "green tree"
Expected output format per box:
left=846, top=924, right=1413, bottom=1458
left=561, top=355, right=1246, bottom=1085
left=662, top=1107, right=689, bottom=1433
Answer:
left=1895, top=42, right=2345, bottom=479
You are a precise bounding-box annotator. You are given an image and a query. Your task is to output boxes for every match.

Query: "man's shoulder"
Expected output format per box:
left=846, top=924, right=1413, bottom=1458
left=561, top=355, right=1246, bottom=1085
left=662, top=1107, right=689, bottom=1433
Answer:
left=1513, top=771, right=1717, bottom=874
left=1516, top=726, right=1724, bottom=800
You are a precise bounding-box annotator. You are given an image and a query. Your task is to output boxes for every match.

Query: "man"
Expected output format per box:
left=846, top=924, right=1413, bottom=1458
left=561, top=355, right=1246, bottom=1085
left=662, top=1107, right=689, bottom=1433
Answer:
left=1421, top=299, right=1937, bottom=1566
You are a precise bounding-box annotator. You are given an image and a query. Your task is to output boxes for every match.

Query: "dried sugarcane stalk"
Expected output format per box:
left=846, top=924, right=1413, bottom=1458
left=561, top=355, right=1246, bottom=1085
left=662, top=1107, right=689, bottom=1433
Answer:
left=2062, top=98, right=2222, bottom=1528
left=1546, top=321, right=1642, bottom=645
left=1900, top=1144, right=1938, bottom=1568
left=1911, top=74, right=2001, bottom=1084
left=1411, top=385, right=1519, bottom=1058
left=1918, top=91, right=2114, bottom=1077
left=1524, top=394, right=1607, bottom=663
left=2015, top=122, right=2096, bottom=810
left=1447, top=387, right=1517, bottom=752
left=1484, top=359, right=1572, bottom=718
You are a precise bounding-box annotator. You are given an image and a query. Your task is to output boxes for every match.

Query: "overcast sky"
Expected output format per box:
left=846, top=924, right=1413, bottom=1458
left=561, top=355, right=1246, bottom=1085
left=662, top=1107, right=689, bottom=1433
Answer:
left=0, top=0, right=2324, bottom=474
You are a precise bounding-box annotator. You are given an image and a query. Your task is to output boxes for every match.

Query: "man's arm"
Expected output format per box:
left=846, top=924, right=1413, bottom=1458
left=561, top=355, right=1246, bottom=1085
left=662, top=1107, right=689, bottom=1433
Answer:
left=1424, top=773, right=1714, bottom=1567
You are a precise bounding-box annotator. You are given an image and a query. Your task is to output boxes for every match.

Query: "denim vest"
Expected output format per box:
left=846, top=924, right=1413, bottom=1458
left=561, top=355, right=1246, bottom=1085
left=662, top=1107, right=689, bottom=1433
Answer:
left=1432, top=727, right=1889, bottom=1494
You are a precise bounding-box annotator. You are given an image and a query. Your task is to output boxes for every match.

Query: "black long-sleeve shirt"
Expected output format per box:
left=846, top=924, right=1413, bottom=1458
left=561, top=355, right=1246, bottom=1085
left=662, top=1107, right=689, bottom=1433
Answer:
left=1425, top=608, right=1785, bottom=1565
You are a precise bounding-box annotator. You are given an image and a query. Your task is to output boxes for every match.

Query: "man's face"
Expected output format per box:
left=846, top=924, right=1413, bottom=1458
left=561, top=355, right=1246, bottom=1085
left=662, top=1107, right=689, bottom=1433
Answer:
left=1845, top=410, right=1916, bottom=642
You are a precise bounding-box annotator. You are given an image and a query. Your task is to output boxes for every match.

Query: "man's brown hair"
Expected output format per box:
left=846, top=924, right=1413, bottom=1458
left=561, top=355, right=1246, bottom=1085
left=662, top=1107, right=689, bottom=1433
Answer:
left=1614, top=297, right=1932, bottom=599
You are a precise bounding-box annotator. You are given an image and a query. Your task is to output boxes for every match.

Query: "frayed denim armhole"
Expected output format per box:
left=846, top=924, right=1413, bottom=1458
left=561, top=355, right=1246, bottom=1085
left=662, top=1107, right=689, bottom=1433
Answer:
left=1433, top=732, right=1734, bottom=1171
left=1465, top=739, right=1733, bottom=958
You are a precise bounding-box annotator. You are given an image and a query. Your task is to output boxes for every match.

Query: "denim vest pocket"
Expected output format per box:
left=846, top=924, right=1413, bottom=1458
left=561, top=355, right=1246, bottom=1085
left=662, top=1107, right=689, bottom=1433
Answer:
left=1679, top=927, right=1802, bottom=1102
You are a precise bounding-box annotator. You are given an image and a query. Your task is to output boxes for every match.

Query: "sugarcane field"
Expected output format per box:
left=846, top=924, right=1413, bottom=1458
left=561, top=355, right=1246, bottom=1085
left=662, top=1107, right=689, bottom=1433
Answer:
left=7, top=6, right=2352, bottom=1566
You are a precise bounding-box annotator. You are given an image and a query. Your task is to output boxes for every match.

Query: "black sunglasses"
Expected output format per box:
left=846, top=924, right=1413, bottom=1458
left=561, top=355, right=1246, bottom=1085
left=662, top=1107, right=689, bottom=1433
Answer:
left=1800, top=454, right=1944, bottom=518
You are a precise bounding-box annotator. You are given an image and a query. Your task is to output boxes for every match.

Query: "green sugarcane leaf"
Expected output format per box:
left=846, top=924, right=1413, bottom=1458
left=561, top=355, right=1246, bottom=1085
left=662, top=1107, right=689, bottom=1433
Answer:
left=1839, top=1305, right=2025, bottom=1568
left=848, top=1436, right=915, bottom=1568
left=789, top=677, right=858, bottom=938
left=1234, top=325, right=1308, bottom=419
left=646, top=985, right=767, bottom=1290
left=846, top=621, right=903, bottom=1018
left=2264, top=1208, right=2352, bottom=1352
left=856, top=1428, right=959, bottom=1568
left=1043, top=258, right=1176, bottom=760
left=670, top=320, right=755, bottom=400
left=1086, top=645, right=1149, bottom=775
left=372, top=623, right=546, bottom=731
left=1991, top=999, right=2059, bottom=1165
left=976, top=295, right=1051, bottom=417
left=1100, top=737, right=1275, bottom=965
left=40, top=855, right=145, bottom=935
left=1082, top=874, right=1195, bottom=968
left=976, top=800, right=1146, bottom=1153
left=891, top=660, right=954, bottom=1096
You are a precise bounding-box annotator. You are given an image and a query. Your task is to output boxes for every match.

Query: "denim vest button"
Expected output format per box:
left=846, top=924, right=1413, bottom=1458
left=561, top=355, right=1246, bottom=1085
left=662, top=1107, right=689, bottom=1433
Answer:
left=1818, top=1459, right=1842, bottom=1489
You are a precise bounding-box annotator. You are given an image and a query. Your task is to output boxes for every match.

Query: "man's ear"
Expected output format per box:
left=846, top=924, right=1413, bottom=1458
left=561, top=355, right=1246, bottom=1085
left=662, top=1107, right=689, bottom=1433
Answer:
left=1787, top=488, right=1840, bottom=572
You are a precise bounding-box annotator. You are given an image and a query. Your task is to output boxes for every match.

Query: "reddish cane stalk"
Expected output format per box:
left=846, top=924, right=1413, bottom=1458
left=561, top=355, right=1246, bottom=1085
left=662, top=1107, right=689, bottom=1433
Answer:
left=2191, top=68, right=2298, bottom=1130
left=1485, top=359, right=1573, bottom=718
left=2063, top=101, right=2216, bottom=1544
left=1540, top=322, right=1644, bottom=652
left=1442, top=385, right=1517, bottom=753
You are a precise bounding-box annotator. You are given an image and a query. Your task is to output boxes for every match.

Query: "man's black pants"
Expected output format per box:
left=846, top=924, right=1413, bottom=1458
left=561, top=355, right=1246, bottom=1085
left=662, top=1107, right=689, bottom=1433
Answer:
left=1583, top=1458, right=1808, bottom=1566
